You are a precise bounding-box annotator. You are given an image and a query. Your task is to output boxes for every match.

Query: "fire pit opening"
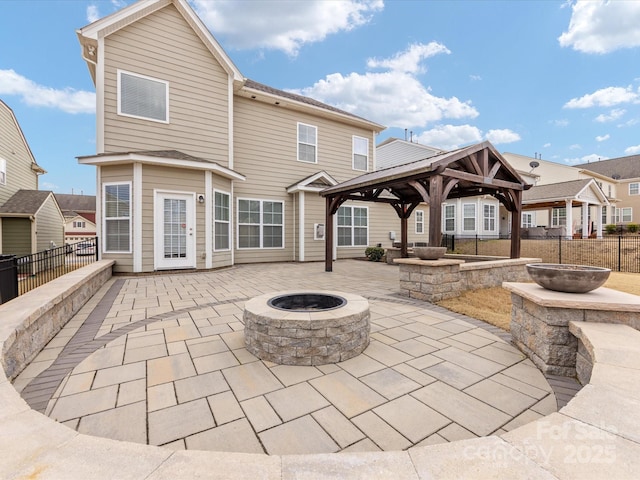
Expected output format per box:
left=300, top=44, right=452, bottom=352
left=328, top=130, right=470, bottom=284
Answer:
left=268, top=293, right=346, bottom=312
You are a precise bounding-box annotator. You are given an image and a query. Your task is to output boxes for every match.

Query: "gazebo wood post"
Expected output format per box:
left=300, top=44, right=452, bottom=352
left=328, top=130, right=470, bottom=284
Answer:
left=325, top=196, right=334, bottom=272
left=429, top=175, right=443, bottom=248
left=510, top=189, right=522, bottom=258
left=401, top=214, right=408, bottom=257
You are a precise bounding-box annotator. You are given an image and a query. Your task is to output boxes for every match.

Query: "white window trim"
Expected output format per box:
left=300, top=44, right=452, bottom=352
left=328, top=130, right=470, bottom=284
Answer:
left=462, top=203, right=477, bottom=233
left=214, top=189, right=231, bottom=252
left=482, top=203, right=497, bottom=233
left=552, top=207, right=567, bottom=227
left=103, top=181, right=132, bottom=254
left=443, top=204, right=456, bottom=233
left=522, top=212, right=535, bottom=228
left=297, top=122, right=317, bottom=164
left=117, top=69, right=169, bottom=124
left=415, top=210, right=424, bottom=234
left=352, top=135, right=369, bottom=172
left=629, top=182, right=639, bottom=196
left=337, top=205, right=369, bottom=247
left=0, top=157, right=6, bottom=186
left=616, top=207, right=633, bottom=223
left=236, top=197, right=285, bottom=250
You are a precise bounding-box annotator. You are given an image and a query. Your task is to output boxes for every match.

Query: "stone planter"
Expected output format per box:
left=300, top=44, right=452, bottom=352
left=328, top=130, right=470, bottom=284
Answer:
left=526, top=263, right=611, bottom=294
left=413, top=246, right=446, bottom=260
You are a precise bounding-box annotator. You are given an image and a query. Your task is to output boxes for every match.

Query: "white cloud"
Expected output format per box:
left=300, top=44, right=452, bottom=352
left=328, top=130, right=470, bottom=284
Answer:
left=551, top=119, right=569, bottom=127
left=618, top=118, right=639, bottom=127
left=191, top=0, right=383, bottom=56
left=595, top=108, right=625, bottom=122
left=86, top=4, right=100, bottom=23
left=624, top=145, right=640, bottom=155
left=415, top=125, right=482, bottom=151
left=564, top=86, right=638, bottom=109
left=569, top=144, right=581, bottom=150
left=40, top=181, right=61, bottom=192
left=293, top=43, right=478, bottom=128
left=485, top=129, right=520, bottom=145
left=563, top=153, right=606, bottom=165
left=543, top=143, right=552, bottom=148
left=469, top=75, right=482, bottom=81
left=0, top=69, right=95, bottom=114
left=595, top=134, right=610, bottom=142
left=367, top=42, right=450, bottom=74
left=559, top=0, right=640, bottom=54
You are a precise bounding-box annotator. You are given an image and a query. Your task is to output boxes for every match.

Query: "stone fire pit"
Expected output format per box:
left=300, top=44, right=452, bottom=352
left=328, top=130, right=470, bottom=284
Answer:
left=244, top=291, right=370, bottom=365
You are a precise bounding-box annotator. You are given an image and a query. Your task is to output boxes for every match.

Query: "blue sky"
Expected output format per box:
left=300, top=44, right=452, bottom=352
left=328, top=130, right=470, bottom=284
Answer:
left=2, top=0, right=640, bottom=196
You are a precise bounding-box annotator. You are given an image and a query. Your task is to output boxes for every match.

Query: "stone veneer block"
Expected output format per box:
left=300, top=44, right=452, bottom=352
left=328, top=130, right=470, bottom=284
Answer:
left=244, top=291, right=369, bottom=365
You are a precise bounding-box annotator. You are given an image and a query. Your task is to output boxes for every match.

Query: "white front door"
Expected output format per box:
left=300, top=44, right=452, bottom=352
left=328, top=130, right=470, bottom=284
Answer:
left=155, top=192, right=196, bottom=269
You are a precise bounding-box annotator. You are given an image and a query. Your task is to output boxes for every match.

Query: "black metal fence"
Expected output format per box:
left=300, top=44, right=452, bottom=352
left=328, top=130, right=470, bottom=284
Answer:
left=445, top=234, right=640, bottom=273
left=0, top=238, right=99, bottom=303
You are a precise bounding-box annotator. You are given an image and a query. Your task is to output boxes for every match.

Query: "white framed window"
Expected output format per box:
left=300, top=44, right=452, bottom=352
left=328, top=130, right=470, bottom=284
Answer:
left=352, top=136, right=369, bottom=171
left=462, top=203, right=476, bottom=232
left=103, top=182, right=131, bottom=253
left=522, top=212, right=535, bottom=228
left=602, top=206, right=607, bottom=225
left=297, top=123, right=317, bottom=163
left=237, top=198, right=284, bottom=249
left=483, top=204, right=496, bottom=232
left=615, top=207, right=633, bottom=223
left=73, top=221, right=86, bottom=228
left=214, top=190, right=230, bottom=251
left=337, top=206, right=368, bottom=247
left=552, top=207, right=566, bottom=227
left=415, top=210, right=424, bottom=234
left=629, top=183, right=639, bottom=196
left=0, top=157, right=6, bottom=185
left=118, top=70, right=169, bottom=123
left=443, top=204, right=455, bottom=233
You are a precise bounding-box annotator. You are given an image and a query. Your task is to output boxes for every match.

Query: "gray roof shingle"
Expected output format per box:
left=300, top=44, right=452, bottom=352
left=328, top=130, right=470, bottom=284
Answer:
left=576, top=155, right=640, bottom=180
left=0, top=190, right=53, bottom=215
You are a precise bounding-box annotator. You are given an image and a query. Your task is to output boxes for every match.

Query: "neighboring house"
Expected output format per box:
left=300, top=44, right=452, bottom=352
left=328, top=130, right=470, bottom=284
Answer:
left=503, top=153, right=613, bottom=238
left=576, top=155, right=640, bottom=229
left=0, top=100, right=64, bottom=255
left=376, top=137, right=444, bottom=170
left=76, top=0, right=401, bottom=274
left=54, top=194, right=97, bottom=244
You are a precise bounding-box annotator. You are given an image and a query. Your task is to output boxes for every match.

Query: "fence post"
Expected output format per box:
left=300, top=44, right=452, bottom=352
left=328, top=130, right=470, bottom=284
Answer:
left=618, top=235, right=622, bottom=272
left=475, top=235, right=478, bottom=255
left=558, top=235, right=562, bottom=264
left=94, top=236, right=99, bottom=262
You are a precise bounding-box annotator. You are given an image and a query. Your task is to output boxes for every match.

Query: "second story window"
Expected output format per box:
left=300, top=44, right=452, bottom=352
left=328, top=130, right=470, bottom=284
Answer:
left=73, top=221, right=86, bottom=228
left=118, top=70, right=169, bottom=123
left=630, top=183, right=639, bottom=196
left=352, top=136, right=369, bottom=171
left=297, top=123, right=317, bottom=163
left=0, top=158, right=6, bottom=185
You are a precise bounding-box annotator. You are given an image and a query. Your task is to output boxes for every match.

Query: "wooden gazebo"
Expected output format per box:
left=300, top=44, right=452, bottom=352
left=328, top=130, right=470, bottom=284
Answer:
left=320, top=141, right=530, bottom=272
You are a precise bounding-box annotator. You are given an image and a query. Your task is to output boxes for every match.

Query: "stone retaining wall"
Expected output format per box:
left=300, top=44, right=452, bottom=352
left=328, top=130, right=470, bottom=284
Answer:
left=504, top=282, right=640, bottom=378
left=0, top=260, right=114, bottom=380
left=395, top=257, right=538, bottom=302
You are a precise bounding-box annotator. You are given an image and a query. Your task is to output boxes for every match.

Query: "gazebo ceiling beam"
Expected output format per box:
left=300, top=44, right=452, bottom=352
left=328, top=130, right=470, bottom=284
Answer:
left=442, top=168, right=524, bottom=190
left=407, top=180, right=430, bottom=203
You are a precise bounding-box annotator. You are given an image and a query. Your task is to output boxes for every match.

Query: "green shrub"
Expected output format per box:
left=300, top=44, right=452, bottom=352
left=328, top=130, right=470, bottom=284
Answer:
left=627, top=223, right=639, bottom=233
left=365, top=246, right=385, bottom=262
left=605, top=224, right=617, bottom=234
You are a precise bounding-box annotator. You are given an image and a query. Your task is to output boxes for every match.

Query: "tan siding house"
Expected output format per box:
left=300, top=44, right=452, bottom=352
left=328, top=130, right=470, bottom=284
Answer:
left=77, top=0, right=394, bottom=273
left=0, top=100, right=64, bottom=255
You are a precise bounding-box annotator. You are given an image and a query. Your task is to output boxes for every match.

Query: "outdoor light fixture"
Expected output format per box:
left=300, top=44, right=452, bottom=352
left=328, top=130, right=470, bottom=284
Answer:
left=197, top=194, right=205, bottom=204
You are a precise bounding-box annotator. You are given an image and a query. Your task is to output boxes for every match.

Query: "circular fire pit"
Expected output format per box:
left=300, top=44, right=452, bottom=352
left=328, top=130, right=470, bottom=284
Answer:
left=526, top=263, right=611, bottom=293
left=244, top=291, right=370, bottom=365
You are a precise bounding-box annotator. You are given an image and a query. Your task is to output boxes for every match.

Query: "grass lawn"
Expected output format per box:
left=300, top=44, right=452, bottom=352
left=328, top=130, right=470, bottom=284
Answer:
left=436, top=271, right=640, bottom=331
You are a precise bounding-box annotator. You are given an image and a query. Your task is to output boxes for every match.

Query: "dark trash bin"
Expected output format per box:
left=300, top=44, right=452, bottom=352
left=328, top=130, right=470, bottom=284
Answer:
left=0, top=255, right=19, bottom=304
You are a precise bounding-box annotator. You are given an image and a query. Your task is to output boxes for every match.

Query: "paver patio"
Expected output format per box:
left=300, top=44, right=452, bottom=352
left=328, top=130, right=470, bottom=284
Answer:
left=14, top=260, right=574, bottom=455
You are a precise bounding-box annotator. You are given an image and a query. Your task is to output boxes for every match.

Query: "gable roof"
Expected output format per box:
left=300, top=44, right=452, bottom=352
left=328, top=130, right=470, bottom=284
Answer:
left=523, top=178, right=608, bottom=207
left=0, top=100, right=46, bottom=175
left=0, top=190, right=58, bottom=216
left=287, top=171, right=338, bottom=194
left=576, top=155, right=640, bottom=180
left=376, top=137, right=445, bottom=170
left=77, top=0, right=243, bottom=84
left=77, top=150, right=246, bottom=181
left=54, top=194, right=96, bottom=214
